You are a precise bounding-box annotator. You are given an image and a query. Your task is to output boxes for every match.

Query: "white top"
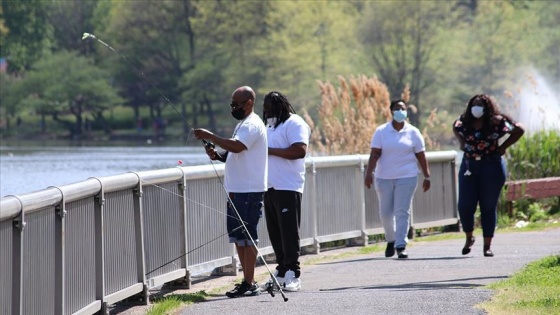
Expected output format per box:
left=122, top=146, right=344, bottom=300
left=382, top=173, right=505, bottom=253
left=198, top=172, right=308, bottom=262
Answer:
left=224, top=112, right=268, bottom=193
left=370, top=121, right=425, bottom=179
left=267, top=114, right=311, bottom=193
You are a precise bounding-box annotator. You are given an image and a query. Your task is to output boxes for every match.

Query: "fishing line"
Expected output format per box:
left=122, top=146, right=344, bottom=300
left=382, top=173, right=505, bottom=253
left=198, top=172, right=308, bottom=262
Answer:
left=82, top=33, right=191, bottom=142
left=139, top=177, right=247, bottom=222
left=145, top=225, right=244, bottom=276
left=83, top=33, right=288, bottom=300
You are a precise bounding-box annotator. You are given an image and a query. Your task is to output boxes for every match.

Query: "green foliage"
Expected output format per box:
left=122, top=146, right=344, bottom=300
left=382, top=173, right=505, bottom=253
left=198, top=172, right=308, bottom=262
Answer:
left=2, top=0, right=560, bottom=141
left=14, top=50, right=123, bottom=137
left=357, top=1, right=454, bottom=126
left=0, top=0, right=54, bottom=73
left=527, top=203, right=547, bottom=222
left=506, top=130, right=560, bottom=180
left=483, top=255, right=560, bottom=313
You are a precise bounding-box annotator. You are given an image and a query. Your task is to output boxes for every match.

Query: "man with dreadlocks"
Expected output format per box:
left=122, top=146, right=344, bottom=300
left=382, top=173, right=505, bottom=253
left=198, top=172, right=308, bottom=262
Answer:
left=262, top=91, right=310, bottom=292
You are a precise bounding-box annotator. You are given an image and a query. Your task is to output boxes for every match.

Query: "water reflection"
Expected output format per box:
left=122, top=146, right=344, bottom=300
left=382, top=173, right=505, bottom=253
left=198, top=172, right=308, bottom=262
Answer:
left=0, top=145, right=210, bottom=197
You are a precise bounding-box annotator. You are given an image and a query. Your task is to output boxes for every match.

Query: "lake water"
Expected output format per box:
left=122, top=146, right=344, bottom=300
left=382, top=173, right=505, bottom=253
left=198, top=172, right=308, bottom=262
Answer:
left=0, top=144, right=210, bottom=198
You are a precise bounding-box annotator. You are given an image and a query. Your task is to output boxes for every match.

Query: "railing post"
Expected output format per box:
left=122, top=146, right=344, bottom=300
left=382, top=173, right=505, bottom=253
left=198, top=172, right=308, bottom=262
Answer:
left=12, top=197, right=25, bottom=315
left=350, top=156, right=368, bottom=246
left=133, top=179, right=149, bottom=305
left=94, top=186, right=108, bottom=315
left=178, top=168, right=191, bottom=287
left=54, top=191, right=66, bottom=315
left=302, top=158, right=320, bottom=255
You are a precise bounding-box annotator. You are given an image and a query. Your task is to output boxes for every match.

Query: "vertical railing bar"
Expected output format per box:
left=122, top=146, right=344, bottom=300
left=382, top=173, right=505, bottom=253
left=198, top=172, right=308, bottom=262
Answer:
left=11, top=196, right=25, bottom=315
left=356, top=156, right=368, bottom=246
left=53, top=188, right=66, bottom=315
left=310, top=159, right=319, bottom=254
left=178, top=168, right=190, bottom=287
left=93, top=180, right=107, bottom=315
left=131, top=174, right=149, bottom=304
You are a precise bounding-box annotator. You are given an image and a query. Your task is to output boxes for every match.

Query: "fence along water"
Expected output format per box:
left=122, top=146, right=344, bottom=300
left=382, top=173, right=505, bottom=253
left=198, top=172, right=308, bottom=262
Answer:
left=0, top=151, right=457, bottom=315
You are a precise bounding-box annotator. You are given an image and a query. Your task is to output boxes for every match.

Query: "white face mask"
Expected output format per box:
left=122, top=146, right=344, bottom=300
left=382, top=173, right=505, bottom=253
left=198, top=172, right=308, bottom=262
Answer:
left=267, top=117, right=277, bottom=128
left=471, top=106, right=484, bottom=118
left=393, top=109, right=407, bottom=123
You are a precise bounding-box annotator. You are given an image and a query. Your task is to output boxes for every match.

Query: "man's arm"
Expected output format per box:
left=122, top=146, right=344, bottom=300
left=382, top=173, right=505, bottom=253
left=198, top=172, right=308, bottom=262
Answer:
left=268, top=143, right=307, bottom=160
left=194, top=128, right=247, bottom=153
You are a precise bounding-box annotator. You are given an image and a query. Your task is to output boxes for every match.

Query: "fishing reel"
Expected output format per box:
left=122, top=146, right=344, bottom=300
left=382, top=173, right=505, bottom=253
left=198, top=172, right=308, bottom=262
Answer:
left=202, top=139, right=215, bottom=150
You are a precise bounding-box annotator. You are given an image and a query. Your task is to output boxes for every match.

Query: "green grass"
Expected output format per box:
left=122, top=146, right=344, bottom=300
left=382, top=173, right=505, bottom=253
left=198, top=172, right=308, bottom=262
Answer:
left=146, top=291, right=208, bottom=315
left=479, top=255, right=560, bottom=315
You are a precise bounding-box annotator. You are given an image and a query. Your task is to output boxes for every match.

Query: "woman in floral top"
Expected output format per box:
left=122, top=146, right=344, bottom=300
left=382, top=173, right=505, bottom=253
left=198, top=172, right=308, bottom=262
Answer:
left=453, top=94, right=524, bottom=257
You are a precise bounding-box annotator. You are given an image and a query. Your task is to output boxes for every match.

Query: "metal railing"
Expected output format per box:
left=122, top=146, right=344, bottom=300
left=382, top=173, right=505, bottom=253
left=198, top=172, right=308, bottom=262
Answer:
left=0, top=151, right=458, bottom=315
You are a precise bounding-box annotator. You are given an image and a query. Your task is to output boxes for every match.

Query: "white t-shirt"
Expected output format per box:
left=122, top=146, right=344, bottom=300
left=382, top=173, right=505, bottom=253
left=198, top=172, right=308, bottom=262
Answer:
left=224, top=112, right=268, bottom=193
left=370, top=121, right=425, bottom=179
left=267, top=114, right=311, bottom=193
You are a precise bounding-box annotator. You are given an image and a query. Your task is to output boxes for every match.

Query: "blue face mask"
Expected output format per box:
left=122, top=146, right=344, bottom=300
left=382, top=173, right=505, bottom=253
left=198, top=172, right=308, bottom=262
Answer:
left=393, top=109, right=407, bottom=123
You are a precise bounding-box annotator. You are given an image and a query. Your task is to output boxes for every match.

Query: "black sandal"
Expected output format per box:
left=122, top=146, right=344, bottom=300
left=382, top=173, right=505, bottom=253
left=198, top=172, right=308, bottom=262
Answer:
left=462, top=236, right=475, bottom=255
left=483, top=245, right=494, bottom=257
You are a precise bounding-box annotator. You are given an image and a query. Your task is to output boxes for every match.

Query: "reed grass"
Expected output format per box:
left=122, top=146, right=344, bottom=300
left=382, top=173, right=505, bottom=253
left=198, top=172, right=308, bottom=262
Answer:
left=304, top=75, right=442, bottom=155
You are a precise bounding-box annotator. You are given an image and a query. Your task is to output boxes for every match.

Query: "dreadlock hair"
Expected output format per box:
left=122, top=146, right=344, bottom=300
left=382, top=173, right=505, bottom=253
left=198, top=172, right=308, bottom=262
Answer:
left=263, top=91, right=296, bottom=129
left=461, top=94, right=515, bottom=137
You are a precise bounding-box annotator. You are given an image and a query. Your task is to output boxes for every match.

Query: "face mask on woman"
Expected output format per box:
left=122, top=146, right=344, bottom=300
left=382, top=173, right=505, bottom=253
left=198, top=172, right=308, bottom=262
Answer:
left=471, top=106, right=484, bottom=119
left=393, top=109, right=407, bottom=123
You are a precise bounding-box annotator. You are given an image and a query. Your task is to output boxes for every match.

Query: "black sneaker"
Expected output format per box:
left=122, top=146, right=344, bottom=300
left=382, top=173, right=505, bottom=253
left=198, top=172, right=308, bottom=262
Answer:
left=385, top=242, right=395, bottom=257
left=225, top=281, right=260, bottom=298
left=396, top=247, right=408, bottom=259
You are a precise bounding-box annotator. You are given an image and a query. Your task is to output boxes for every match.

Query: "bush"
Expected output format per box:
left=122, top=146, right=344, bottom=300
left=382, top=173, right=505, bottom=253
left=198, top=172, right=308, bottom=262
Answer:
left=506, top=130, right=560, bottom=180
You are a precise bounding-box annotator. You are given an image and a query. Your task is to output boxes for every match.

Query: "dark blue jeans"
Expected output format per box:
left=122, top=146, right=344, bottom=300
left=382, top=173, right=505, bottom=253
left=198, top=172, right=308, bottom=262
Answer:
left=458, top=154, right=506, bottom=238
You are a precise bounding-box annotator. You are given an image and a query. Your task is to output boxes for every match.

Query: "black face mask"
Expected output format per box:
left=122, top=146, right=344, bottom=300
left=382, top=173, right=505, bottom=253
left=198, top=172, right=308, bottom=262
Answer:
left=231, top=107, right=246, bottom=120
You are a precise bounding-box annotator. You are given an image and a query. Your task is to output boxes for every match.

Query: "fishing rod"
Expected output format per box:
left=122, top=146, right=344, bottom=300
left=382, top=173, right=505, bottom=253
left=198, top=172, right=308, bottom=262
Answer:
left=82, top=33, right=288, bottom=301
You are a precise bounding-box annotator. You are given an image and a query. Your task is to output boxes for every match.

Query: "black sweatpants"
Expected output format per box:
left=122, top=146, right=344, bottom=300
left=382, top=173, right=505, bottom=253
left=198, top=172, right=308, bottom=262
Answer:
left=264, top=189, right=302, bottom=277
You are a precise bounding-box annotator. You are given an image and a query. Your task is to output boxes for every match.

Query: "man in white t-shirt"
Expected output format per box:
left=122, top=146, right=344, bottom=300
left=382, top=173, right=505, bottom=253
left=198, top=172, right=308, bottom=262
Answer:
left=261, top=91, right=310, bottom=292
left=193, top=86, right=267, bottom=298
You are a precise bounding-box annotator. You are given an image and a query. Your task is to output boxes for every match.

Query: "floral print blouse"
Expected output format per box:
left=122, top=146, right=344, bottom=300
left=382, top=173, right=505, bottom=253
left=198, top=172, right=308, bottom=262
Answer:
left=453, top=115, right=516, bottom=159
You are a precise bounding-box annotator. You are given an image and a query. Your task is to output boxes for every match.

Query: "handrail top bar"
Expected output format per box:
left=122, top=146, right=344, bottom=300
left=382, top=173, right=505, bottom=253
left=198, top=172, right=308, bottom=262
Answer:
left=0, top=150, right=457, bottom=222
left=0, top=195, right=22, bottom=221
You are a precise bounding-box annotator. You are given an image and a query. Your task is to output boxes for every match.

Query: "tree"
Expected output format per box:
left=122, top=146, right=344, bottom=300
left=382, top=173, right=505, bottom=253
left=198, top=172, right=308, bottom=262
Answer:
left=47, top=0, right=100, bottom=55
left=0, top=0, right=53, bottom=73
left=16, top=51, right=122, bottom=138
left=0, top=72, right=20, bottom=134
left=258, top=1, right=363, bottom=110
left=96, top=0, right=194, bottom=132
left=357, top=1, right=454, bottom=127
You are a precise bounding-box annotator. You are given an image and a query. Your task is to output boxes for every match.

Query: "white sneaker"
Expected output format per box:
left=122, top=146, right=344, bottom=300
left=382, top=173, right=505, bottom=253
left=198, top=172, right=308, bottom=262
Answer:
left=261, top=271, right=285, bottom=291
left=283, top=270, right=301, bottom=292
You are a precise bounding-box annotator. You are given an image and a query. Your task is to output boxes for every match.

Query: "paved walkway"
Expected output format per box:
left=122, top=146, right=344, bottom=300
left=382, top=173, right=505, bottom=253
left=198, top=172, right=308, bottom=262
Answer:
left=176, top=228, right=560, bottom=315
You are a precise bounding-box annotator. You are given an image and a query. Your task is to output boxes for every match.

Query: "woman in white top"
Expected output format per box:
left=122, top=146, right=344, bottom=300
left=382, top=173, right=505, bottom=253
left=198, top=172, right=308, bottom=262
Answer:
left=364, top=99, right=431, bottom=259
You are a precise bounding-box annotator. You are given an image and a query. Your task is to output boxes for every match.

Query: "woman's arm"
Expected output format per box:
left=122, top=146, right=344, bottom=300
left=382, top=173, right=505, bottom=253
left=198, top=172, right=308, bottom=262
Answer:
left=453, top=127, right=465, bottom=151
left=415, top=151, right=431, bottom=192
left=499, top=122, right=525, bottom=155
left=364, top=148, right=382, bottom=189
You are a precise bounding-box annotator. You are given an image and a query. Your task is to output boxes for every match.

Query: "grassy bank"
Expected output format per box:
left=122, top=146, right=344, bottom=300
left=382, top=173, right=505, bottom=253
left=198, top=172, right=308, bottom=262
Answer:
left=479, top=255, right=560, bottom=315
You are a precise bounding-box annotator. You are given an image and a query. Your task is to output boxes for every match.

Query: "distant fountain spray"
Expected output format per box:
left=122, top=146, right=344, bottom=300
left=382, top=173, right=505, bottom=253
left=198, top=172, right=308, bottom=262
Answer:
left=511, top=69, right=560, bottom=135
